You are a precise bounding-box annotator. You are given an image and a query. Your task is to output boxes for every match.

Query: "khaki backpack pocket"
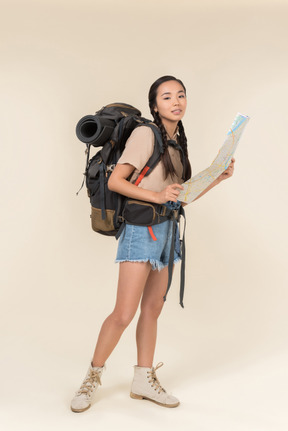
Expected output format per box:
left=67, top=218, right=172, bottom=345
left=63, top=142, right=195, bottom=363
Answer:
left=91, top=207, right=115, bottom=232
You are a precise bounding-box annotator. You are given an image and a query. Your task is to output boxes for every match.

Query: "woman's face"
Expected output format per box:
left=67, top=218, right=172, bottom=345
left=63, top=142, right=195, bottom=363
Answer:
left=154, top=80, right=187, bottom=128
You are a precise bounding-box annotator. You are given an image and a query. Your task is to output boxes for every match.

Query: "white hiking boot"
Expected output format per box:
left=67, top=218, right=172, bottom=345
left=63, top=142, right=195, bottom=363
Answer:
left=71, top=363, right=105, bottom=412
left=130, top=362, right=180, bottom=408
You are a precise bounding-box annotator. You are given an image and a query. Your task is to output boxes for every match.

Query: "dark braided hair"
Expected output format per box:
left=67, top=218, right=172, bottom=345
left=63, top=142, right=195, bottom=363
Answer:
left=148, top=75, right=192, bottom=181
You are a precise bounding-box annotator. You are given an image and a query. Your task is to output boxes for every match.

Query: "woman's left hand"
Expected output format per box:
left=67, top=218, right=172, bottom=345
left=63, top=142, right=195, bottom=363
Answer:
left=217, top=157, right=235, bottom=182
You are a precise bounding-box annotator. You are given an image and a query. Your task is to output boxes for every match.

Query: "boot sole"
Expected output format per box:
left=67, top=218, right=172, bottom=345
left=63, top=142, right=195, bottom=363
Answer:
left=71, top=404, right=91, bottom=413
left=130, top=392, right=180, bottom=408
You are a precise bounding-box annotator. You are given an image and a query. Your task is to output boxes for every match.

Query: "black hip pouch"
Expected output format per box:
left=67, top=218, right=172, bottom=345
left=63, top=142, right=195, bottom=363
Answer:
left=121, top=199, right=170, bottom=226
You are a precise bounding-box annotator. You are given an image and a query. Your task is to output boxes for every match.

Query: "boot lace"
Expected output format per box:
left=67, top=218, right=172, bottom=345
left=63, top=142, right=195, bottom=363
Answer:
left=147, top=362, right=167, bottom=394
left=77, top=368, right=102, bottom=396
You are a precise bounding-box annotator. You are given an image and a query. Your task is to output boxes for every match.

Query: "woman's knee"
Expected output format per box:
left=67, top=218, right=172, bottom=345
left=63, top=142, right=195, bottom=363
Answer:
left=140, top=300, right=164, bottom=320
left=109, top=309, right=135, bottom=329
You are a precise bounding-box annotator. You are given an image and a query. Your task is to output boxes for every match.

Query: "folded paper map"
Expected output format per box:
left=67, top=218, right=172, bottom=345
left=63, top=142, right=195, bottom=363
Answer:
left=178, top=113, right=250, bottom=204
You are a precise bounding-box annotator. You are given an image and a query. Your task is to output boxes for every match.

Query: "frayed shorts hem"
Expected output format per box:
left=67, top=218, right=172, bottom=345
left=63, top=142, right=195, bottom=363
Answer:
left=115, top=257, right=181, bottom=271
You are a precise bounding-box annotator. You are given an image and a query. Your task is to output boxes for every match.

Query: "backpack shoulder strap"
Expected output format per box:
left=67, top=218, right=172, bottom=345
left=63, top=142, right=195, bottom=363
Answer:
left=134, top=123, right=163, bottom=186
left=142, top=122, right=164, bottom=153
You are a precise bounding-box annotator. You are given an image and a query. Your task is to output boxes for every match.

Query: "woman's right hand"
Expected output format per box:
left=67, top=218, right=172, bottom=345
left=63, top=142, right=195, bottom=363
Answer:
left=156, top=183, right=184, bottom=204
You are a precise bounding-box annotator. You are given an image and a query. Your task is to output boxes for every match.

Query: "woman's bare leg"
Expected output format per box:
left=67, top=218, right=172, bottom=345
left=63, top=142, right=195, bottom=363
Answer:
left=92, top=261, right=152, bottom=367
left=135, top=266, right=169, bottom=367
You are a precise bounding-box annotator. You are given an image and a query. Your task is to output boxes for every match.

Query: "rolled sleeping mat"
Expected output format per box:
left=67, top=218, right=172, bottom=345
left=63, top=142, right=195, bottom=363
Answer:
left=76, top=115, right=115, bottom=147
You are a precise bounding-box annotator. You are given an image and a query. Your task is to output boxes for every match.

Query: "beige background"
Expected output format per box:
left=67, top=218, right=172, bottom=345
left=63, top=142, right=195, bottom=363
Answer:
left=1, top=0, right=287, bottom=430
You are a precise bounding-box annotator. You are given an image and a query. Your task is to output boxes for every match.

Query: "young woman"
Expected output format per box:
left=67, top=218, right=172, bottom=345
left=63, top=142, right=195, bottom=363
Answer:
left=71, top=76, right=235, bottom=412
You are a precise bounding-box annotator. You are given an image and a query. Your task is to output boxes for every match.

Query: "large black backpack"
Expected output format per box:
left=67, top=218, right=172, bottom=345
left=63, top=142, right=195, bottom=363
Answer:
left=76, top=103, right=187, bottom=307
left=76, top=103, right=164, bottom=236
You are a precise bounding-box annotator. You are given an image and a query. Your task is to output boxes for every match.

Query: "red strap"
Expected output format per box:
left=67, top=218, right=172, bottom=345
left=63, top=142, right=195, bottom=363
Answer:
left=148, top=226, right=157, bottom=241
left=135, top=166, right=150, bottom=186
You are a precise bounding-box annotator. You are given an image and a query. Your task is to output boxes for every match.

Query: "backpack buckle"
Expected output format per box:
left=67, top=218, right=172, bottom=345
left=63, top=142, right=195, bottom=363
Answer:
left=173, top=209, right=181, bottom=221
left=158, top=205, right=167, bottom=216
left=106, top=164, right=116, bottom=173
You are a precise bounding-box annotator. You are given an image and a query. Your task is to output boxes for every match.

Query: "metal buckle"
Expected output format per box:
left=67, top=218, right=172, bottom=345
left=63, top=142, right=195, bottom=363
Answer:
left=158, top=205, right=167, bottom=217
left=173, top=209, right=180, bottom=221
left=106, top=164, right=116, bottom=173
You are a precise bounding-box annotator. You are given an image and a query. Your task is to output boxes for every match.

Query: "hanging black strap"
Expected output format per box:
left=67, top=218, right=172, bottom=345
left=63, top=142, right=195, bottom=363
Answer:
left=115, top=218, right=125, bottom=240
left=76, top=144, right=91, bottom=195
left=164, top=214, right=177, bottom=303
left=99, top=164, right=106, bottom=220
left=163, top=206, right=186, bottom=308
left=179, top=206, right=186, bottom=308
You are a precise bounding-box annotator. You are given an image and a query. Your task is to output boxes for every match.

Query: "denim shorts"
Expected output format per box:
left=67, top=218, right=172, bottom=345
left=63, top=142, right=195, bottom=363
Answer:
left=115, top=219, right=181, bottom=271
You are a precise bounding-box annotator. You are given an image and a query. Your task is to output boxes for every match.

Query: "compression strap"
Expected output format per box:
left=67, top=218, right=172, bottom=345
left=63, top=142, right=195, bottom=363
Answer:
left=135, top=166, right=150, bottom=186
left=148, top=226, right=157, bottom=241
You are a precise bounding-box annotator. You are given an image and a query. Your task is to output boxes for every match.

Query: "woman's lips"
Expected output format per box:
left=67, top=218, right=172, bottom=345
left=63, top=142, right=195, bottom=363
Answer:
left=172, top=109, right=182, bottom=115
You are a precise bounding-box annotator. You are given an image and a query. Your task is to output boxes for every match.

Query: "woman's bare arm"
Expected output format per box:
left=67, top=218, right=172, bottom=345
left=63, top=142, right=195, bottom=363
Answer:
left=108, top=163, right=183, bottom=204
left=192, top=157, right=235, bottom=202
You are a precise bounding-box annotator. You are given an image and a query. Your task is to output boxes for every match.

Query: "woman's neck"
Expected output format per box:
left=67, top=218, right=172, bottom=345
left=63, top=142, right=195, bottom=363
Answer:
left=162, top=121, right=179, bottom=140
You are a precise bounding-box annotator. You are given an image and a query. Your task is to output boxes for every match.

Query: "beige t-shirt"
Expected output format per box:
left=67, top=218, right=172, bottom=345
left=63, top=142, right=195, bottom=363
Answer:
left=117, top=126, right=184, bottom=193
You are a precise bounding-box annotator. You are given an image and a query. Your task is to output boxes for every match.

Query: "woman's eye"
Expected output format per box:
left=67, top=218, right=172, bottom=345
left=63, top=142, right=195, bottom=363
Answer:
left=163, top=97, right=170, bottom=100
